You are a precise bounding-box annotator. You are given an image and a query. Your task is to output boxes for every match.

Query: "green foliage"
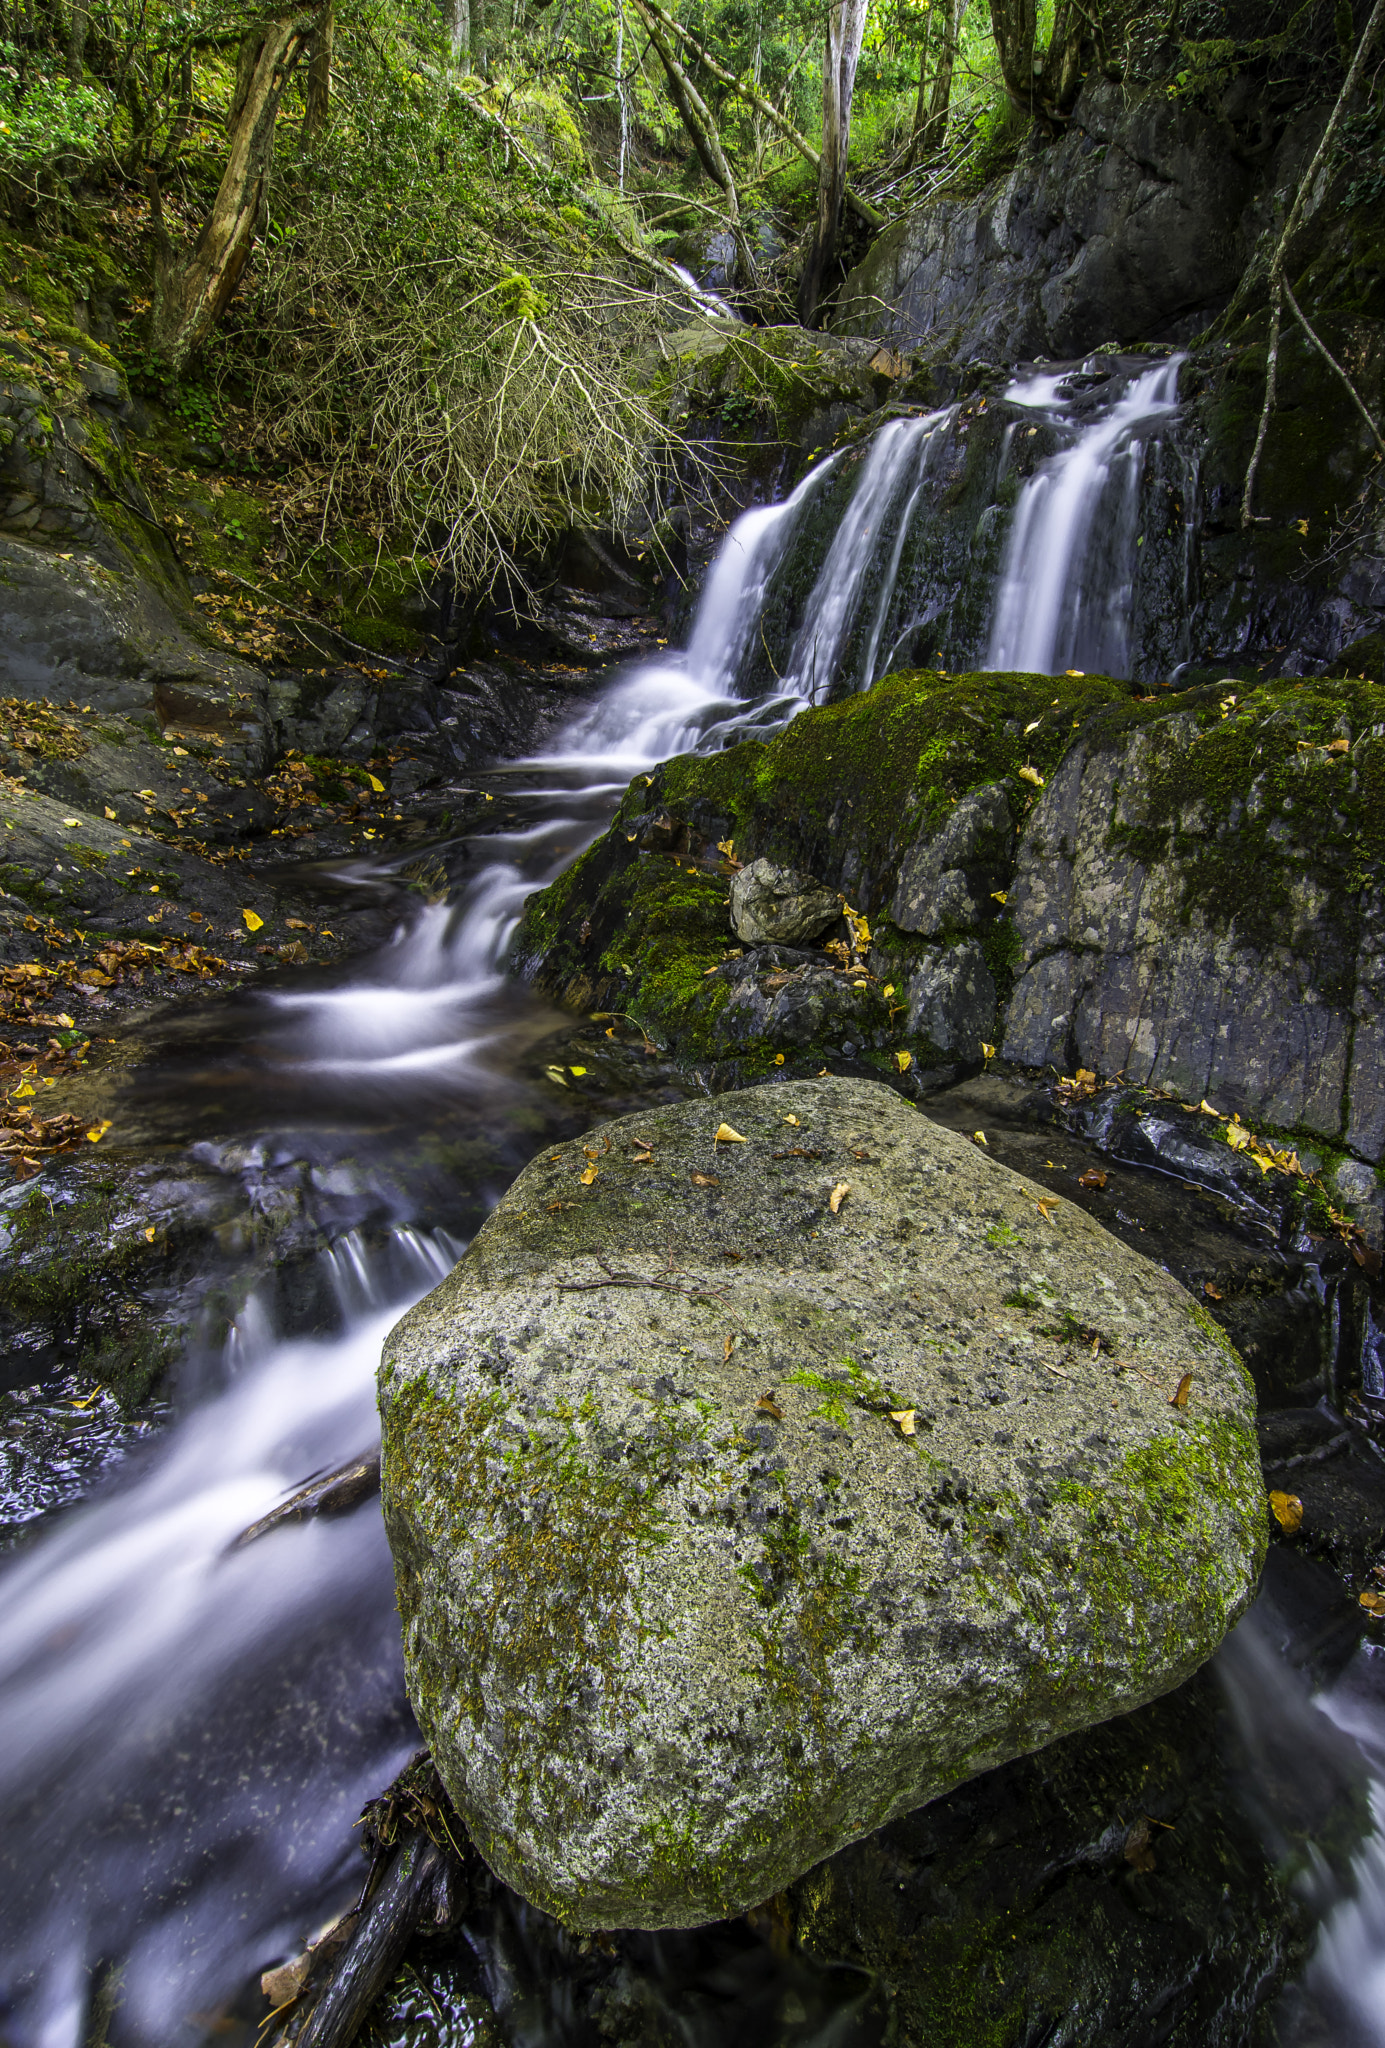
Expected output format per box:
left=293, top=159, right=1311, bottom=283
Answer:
left=0, top=45, right=112, bottom=176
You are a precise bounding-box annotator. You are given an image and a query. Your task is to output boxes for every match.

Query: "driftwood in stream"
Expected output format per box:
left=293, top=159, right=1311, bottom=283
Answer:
left=230, top=1451, right=381, bottom=1550
left=267, top=1754, right=474, bottom=2048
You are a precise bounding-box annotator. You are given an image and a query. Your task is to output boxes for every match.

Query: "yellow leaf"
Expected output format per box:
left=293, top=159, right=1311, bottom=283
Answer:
left=1360, top=1588, right=1385, bottom=1615
left=13, top=1082, right=34, bottom=1098
left=1018, top=765, right=1045, bottom=787
left=829, top=1181, right=850, bottom=1213
left=1169, top=1372, right=1192, bottom=1409
left=773, top=1053, right=785, bottom=1065
left=1326, top=736, right=1349, bottom=755
left=1035, top=1195, right=1059, bottom=1221
left=1023, top=718, right=1041, bottom=734
left=1226, top=1125, right=1250, bottom=1151
left=981, top=1042, right=996, bottom=1060
left=1198, top=1099, right=1219, bottom=1116
left=62, top=816, right=79, bottom=827
left=714, top=1122, right=747, bottom=1143
left=890, top=1408, right=917, bottom=1436
left=1064, top=669, right=1085, bottom=677
left=367, top=774, right=385, bottom=792
left=783, top=1114, right=800, bottom=1126
left=882, top=983, right=895, bottom=998
left=104, top=807, right=116, bottom=820
left=895, top=1049, right=912, bottom=1072
left=580, top=1163, right=599, bottom=1186
left=1270, top=1491, right=1304, bottom=1532
left=973, top=1130, right=987, bottom=1146
left=569, top=1065, right=587, bottom=1076
left=1075, top=1069, right=1096, bottom=1085
left=543, top=1065, right=568, bottom=1086
left=85, top=1120, right=111, bottom=1142
left=242, top=909, right=264, bottom=932
left=990, top=889, right=1008, bottom=904
left=144, top=1225, right=156, bottom=1242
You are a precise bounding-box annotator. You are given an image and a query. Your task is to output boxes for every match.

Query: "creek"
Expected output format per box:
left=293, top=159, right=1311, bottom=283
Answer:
left=1, top=356, right=1383, bottom=2048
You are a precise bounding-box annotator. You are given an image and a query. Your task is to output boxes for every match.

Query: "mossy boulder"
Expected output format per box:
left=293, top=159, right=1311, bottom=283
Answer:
left=379, top=1076, right=1264, bottom=1932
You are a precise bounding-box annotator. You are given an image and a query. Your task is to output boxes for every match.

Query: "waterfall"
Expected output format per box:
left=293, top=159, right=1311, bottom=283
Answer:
left=984, top=357, right=1187, bottom=677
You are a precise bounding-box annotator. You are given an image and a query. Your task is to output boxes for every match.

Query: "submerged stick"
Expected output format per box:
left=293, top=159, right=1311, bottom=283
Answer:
left=290, top=1831, right=448, bottom=2048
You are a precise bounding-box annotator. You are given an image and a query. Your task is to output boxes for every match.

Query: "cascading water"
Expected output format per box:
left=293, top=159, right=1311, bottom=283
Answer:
left=0, top=352, right=1376, bottom=2048
left=985, top=357, right=1188, bottom=677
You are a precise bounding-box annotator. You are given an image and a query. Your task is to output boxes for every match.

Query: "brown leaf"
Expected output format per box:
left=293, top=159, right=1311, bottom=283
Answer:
left=691, top=1172, right=720, bottom=1187
left=1360, top=1589, right=1385, bottom=1616
left=1203, top=1280, right=1223, bottom=1300
left=724, top=1333, right=738, bottom=1363
left=890, top=1408, right=917, bottom=1436
left=1169, top=1372, right=1192, bottom=1409
left=756, top=1393, right=783, bottom=1420
left=1270, top=1490, right=1304, bottom=1532
left=829, top=1181, right=850, bottom=1214
left=1035, top=1196, right=1059, bottom=1222
left=1077, top=1169, right=1107, bottom=1190
left=714, top=1122, right=747, bottom=1144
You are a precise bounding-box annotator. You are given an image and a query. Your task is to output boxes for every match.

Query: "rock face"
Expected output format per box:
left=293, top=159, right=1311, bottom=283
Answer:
left=730, top=858, right=839, bottom=944
left=833, top=80, right=1314, bottom=366
left=516, top=667, right=1385, bottom=1189
left=379, top=1076, right=1264, bottom=1932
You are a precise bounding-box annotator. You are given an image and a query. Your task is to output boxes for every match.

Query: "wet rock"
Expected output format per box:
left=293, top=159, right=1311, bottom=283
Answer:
left=380, top=1076, right=1264, bottom=1931
left=890, top=782, right=1015, bottom=936
left=902, top=939, right=996, bottom=1056
left=1334, top=1159, right=1384, bottom=1250
left=729, top=858, right=839, bottom=945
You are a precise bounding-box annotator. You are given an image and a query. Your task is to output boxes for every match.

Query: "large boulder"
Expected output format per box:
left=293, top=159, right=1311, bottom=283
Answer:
left=379, top=1076, right=1264, bottom=1931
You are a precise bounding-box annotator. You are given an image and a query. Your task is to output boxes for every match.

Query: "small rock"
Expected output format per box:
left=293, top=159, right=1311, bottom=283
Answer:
left=729, top=858, right=839, bottom=944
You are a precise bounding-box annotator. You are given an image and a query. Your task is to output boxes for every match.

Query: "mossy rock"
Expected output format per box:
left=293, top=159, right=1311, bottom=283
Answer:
left=379, top=1077, right=1265, bottom=1931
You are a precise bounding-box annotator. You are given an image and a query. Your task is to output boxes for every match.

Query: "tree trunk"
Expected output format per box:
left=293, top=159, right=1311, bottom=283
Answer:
left=66, top=0, right=88, bottom=78
left=988, top=0, right=1087, bottom=128
left=921, top=0, right=966, bottom=155
left=797, top=0, right=868, bottom=327
left=911, top=0, right=938, bottom=146
left=304, top=0, right=333, bottom=136
left=449, top=0, right=471, bottom=67
left=150, top=9, right=313, bottom=371
left=635, top=0, right=882, bottom=225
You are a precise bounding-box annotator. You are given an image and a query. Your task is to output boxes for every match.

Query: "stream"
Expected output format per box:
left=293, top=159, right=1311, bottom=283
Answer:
left=2, top=356, right=1384, bottom=2048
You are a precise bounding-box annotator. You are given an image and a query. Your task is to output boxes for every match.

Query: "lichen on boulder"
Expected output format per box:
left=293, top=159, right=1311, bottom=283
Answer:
left=379, top=1076, right=1265, bottom=1932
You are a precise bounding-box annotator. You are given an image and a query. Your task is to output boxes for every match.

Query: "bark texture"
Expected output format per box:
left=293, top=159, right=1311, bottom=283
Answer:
left=150, top=8, right=315, bottom=371
left=798, top=0, right=869, bottom=325
left=988, top=0, right=1088, bottom=127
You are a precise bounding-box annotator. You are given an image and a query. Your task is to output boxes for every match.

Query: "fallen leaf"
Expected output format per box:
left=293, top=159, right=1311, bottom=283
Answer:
left=144, top=1225, right=156, bottom=1242
left=543, top=1065, right=568, bottom=1086
left=1169, top=1373, right=1192, bottom=1409
left=104, top=807, right=116, bottom=819
left=756, top=1393, right=784, bottom=1420
left=1018, top=764, right=1045, bottom=787
left=569, top=1065, right=587, bottom=1076
left=1361, top=1589, right=1385, bottom=1616
left=724, top=1333, right=738, bottom=1362
left=62, top=816, right=79, bottom=827
left=1035, top=1196, right=1059, bottom=1221
left=703, top=963, right=720, bottom=975
left=1198, top=1099, right=1220, bottom=1117
left=579, top=1163, right=598, bottom=1186
left=242, top=909, right=264, bottom=932
left=1023, top=718, right=1041, bottom=734
left=715, top=1122, right=747, bottom=1143
left=981, top=1042, right=996, bottom=1060
left=990, top=889, right=1008, bottom=904
left=1203, top=1280, right=1223, bottom=1300
left=895, top=1049, right=912, bottom=1072
left=783, top=1114, right=800, bottom=1126
left=827, top=1181, right=851, bottom=1214
left=691, top=1171, right=720, bottom=1187
left=1226, top=1124, right=1251, bottom=1152
left=1270, top=1491, right=1303, bottom=1532
left=890, top=1408, right=917, bottom=1436
left=1078, top=1169, right=1107, bottom=1190
left=774, top=1052, right=785, bottom=1065
left=367, top=773, right=386, bottom=792
left=973, top=1130, right=987, bottom=1147
left=1326, top=737, right=1350, bottom=754
left=85, top=1119, right=111, bottom=1142
left=286, top=918, right=312, bottom=931
left=883, top=983, right=895, bottom=997
left=633, top=1150, right=652, bottom=1164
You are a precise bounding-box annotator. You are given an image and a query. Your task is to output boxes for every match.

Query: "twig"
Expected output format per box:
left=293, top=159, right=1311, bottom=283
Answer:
left=558, top=1252, right=730, bottom=1306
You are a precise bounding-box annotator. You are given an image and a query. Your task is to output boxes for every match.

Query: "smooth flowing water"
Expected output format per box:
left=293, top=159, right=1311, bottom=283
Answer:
left=0, top=364, right=1381, bottom=2048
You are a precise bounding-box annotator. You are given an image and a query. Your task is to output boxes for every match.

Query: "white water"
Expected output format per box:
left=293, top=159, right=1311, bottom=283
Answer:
left=985, top=356, right=1185, bottom=676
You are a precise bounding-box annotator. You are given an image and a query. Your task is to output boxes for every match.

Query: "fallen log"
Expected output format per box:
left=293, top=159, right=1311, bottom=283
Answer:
left=230, top=1450, right=380, bottom=1550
